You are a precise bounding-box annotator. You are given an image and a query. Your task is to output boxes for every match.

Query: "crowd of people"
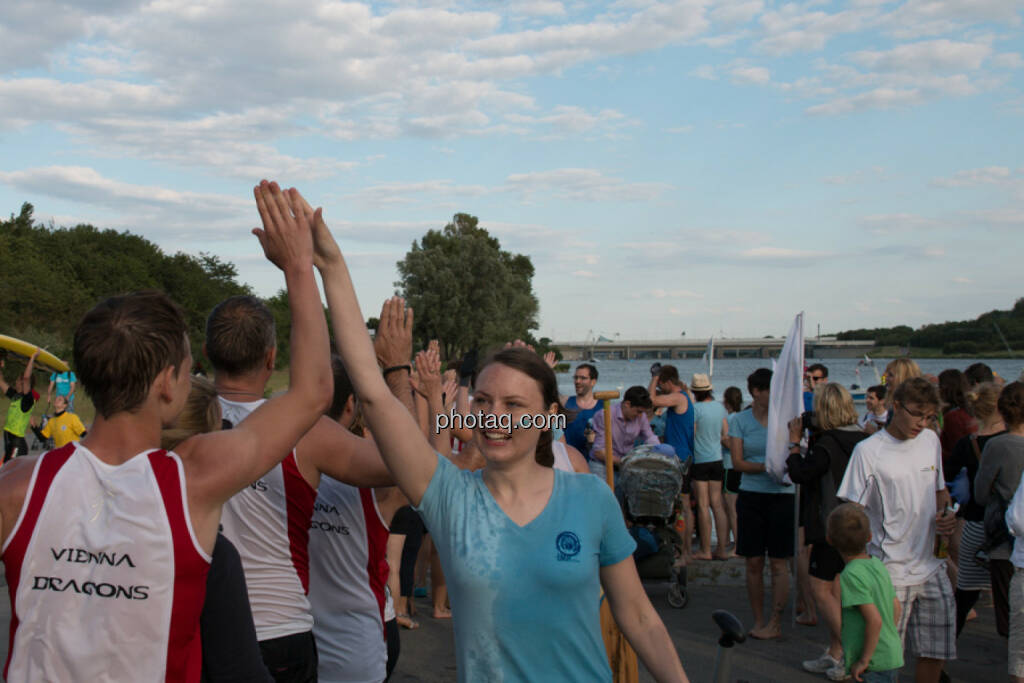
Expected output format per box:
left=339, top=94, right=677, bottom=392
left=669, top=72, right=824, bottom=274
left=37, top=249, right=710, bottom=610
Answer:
left=0, top=180, right=1022, bottom=683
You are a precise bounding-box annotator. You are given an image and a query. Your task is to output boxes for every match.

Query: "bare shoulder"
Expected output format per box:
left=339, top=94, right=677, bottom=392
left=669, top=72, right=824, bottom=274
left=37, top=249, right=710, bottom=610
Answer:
left=0, top=456, right=41, bottom=543
left=299, top=414, right=359, bottom=455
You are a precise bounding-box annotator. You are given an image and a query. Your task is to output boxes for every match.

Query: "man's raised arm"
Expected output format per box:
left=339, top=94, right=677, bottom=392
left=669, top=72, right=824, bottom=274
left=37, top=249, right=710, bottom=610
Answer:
left=184, top=182, right=332, bottom=504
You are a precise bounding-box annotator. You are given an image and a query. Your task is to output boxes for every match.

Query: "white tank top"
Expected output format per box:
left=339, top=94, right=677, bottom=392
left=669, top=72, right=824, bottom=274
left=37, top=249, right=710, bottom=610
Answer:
left=552, top=441, right=573, bottom=473
left=218, top=397, right=317, bottom=641
left=309, top=477, right=389, bottom=683
left=2, top=443, right=211, bottom=682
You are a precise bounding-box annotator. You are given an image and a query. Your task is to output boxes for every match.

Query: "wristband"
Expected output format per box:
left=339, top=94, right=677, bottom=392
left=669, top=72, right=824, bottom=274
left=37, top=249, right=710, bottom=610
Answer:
left=788, top=441, right=801, bottom=450
left=382, top=364, right=411, bottom=377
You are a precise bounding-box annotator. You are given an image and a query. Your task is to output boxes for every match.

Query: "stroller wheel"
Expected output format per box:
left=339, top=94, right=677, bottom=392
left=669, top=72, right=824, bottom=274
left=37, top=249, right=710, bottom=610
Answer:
left=667, top=583, right=688, bottom=609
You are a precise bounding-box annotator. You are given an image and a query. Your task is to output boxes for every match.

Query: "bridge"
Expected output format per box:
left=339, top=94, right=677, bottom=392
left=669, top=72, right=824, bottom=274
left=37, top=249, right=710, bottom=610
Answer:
left=553, top=337, right=875, bottom=361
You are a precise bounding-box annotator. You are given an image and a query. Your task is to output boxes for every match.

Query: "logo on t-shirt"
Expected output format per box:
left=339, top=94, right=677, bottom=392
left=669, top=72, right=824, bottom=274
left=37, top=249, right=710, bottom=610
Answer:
left=556, top=531, right=581, bottom=562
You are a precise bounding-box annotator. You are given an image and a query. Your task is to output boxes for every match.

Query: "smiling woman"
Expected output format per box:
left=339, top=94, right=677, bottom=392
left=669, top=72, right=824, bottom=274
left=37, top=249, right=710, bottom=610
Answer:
left=302, top=186, right=691, bottom=683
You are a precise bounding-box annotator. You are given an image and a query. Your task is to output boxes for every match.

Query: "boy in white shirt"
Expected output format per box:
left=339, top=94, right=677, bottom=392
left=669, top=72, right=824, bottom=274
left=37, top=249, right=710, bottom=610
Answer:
left=837, top=377, right=956, bottom=683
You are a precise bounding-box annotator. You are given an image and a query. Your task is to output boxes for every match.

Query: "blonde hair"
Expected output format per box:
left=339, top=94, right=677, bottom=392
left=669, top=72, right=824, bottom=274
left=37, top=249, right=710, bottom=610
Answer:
left=884, top=358, right=921, bottom=407
left=161, top=376, right=221, bottom=450
left=967, top=382, right=1001, bottom=422
left=814, top=382, right=858, bottom=431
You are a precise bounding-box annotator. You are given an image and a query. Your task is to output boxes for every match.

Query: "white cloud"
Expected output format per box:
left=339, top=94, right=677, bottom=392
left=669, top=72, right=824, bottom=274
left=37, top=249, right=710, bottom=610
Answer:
left=992, top=53, right=1024, bottom=69
left=572, top=270, right=597, bottom=278
left=690, top=64, right=718, bottom=80
left=952, top=276, right=972, bottom=284
left=0, top=165, right=250, bottom=239
left=859, top=212, right=944, bottom=234
left=931, top=166, right=1014, bottom=187
left=730, top=65, right=772, bottom=85
left=504, top=168, right=671, bottom=202
left=849, top=40, right=992, bottom=73
left=740, top=246, right=833, bottom=260
left=924, top=245, right=945, bottom=257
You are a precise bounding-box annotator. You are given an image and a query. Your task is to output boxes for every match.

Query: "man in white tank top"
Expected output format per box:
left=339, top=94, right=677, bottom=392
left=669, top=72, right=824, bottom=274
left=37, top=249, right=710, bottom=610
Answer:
left=206, top=293, right=411, bottom=680
left=0, top=182, right=334, bottom=682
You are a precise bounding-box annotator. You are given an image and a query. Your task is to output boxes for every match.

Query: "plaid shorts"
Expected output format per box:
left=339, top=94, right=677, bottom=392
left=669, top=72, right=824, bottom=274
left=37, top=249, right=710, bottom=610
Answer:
left=1008, top=569, right=1024, bottom=677
left=894, top=569, right=956, bottom=661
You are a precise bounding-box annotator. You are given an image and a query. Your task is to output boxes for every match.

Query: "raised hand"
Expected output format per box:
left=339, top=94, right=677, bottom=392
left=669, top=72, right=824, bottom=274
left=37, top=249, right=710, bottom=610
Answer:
left=374, top=297, right=413, bottom=369
left=286, top=188, right=342, bottom=271
left=252, top=181, right=314, bottom=272
left=414, top=344, right=442, bottom=398
left=442, top=378, right=458, bottom=408
left=543, top=351, right=557, bottom=369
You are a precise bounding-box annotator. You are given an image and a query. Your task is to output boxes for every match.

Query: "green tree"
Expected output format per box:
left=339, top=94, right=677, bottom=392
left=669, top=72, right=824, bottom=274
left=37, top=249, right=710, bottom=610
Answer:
left=395, top=213, right=539, bottom=360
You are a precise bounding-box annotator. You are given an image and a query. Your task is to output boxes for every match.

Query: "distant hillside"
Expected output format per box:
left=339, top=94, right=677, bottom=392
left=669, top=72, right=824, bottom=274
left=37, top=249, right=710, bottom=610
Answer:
left=0, top=202, right=264, bottom=367
left=836, top=298, right=1024, bottom=355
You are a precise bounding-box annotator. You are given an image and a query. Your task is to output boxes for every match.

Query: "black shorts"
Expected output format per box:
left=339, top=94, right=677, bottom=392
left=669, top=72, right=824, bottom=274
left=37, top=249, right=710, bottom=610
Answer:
left=724, top=469, right=742, bottom=494
left=808, top=540, right=845, bottom=581
left=689, top=460, right=724, bottom=482
left=736, top=491, right=796, bottom=558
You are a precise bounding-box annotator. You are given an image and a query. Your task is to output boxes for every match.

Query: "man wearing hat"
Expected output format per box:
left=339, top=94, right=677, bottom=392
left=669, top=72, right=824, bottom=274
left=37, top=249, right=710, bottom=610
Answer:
left=589, top=385, right=661, bottom=480
left=690, top=373, right=731, bottom=560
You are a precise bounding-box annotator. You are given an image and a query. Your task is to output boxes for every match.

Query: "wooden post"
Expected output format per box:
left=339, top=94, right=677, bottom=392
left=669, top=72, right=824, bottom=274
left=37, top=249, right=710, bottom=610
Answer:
left=592, top=389, right=637, bottom=683
left=594, top=390, right=620, bottom=490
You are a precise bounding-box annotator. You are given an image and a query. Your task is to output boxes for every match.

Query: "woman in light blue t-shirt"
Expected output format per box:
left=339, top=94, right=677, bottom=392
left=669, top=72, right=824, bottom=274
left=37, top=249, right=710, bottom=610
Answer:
left=313, top=205, right=689, bottom=683
left=728, top=369, right=795, bottom=641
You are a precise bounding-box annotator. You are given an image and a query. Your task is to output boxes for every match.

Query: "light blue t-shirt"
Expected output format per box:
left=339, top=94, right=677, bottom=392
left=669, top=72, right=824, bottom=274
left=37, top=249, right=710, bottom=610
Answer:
left=722, top=412, right=736, bottom=469
left=693, top=400, right=728, bottom=464
left=416, top=454, right=636, bottom=682
left=49, top=371, right=76, bottom=396
left=728, top=409, right=794, bottom=494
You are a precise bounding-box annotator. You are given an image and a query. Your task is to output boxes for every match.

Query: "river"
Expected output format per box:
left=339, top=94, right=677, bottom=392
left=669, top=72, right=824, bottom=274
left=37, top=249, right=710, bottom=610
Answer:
left=556, top=357, right=1024, bottom=403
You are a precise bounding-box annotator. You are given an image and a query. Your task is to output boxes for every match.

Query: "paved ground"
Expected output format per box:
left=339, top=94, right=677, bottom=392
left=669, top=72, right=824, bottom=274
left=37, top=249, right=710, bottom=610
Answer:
left=0, top=557, right=1008, bottom=681
left=392, top=561, right=1009, bottom=682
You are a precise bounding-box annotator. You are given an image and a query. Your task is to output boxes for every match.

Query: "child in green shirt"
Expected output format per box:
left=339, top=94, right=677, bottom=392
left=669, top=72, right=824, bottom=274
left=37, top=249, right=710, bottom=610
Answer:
left=828, top=503, right=904, bottom=682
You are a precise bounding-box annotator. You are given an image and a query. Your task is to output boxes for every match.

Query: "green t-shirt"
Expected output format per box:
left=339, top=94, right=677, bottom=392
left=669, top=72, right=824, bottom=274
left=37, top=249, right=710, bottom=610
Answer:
left=840, top=557, right=904, bottom=673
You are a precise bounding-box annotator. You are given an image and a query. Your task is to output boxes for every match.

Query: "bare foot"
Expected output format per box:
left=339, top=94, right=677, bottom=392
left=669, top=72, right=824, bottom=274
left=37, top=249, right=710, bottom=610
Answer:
left=749, top=623, right=782, bottom=640
left=433, top=606, right=452, bottom=619
left=967, top=608, right=978, bottom=622
left=795, top=613, right=818, bottom=627
left=396, top=614, right=420, bottom=630
left=692, top=552, right=713, bottom=561
left=712, top=549, right=733, bottom=560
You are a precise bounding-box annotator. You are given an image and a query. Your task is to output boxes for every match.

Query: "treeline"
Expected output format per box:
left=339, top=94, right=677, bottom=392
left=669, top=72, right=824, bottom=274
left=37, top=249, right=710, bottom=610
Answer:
left=0, top=203, right=293, bottom=368
left=836, top=298, right=1024, bottom=354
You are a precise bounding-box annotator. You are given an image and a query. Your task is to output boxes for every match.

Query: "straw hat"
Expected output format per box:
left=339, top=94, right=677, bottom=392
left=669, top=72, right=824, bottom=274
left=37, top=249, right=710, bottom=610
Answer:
left=691, top=373, right=712, bottom=391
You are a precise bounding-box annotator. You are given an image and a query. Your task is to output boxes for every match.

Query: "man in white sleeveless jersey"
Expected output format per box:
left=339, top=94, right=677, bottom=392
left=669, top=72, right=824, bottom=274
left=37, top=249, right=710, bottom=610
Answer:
left=206, top=292, right=408, bottom=681
left=0, top=181, right=333, bottom=682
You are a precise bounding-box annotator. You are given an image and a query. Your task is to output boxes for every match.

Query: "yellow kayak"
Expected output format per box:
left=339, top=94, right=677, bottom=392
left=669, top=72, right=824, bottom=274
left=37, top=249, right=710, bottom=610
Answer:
left=0, top=335, right=69, bottom=373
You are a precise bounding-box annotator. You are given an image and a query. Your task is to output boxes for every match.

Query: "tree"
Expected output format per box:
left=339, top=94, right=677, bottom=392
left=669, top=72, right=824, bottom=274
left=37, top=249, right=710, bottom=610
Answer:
left=395, top=213, right=539, bottom=360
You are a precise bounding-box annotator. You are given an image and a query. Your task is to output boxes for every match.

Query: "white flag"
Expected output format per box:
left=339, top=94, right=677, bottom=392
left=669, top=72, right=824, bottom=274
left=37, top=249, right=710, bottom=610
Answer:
left=766, top=312, right=804, bottom=485
left=706, top=337, right=714, bottom=378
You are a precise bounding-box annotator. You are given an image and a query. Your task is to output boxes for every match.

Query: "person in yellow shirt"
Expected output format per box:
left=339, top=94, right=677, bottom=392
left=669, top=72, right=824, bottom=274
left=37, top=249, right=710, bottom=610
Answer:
left=40, top=395, right=87, bottom=448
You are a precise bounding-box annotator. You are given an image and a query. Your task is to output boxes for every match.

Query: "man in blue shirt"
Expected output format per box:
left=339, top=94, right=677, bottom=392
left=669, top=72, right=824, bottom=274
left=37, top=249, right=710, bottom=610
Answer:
left=48, top=369, right=77, bottom=411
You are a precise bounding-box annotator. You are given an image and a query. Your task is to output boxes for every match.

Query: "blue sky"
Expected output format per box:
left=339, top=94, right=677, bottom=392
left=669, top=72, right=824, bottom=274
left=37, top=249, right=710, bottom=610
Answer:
left=1, top=0, right=1022, bottom=341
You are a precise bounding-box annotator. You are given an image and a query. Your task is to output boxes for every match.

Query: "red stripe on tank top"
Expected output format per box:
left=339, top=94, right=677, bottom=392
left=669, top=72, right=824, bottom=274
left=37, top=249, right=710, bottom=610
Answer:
left=282, top=452, right=316, bottom=594
left=359, top=488, right=390, bottom=637
left=2, top=444, right=75, bottom=680
left=149, top=450, right=210, bottom=683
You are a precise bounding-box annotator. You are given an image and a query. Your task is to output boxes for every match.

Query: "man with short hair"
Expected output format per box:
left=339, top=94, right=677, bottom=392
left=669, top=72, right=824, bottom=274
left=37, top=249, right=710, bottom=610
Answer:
left=649, top=365, right=694, bottom=463
left=0, top=180, right=334, bottom=681
left=838, top=377, right=956, bottom=683
left=208, top=290, right=399, bottom=680
left=859, top=385, right=888, bottom=433
left=589, top=385, right=659, bottom=479
left=805, top=363, right=829, bottom=412
left=562, top=363, right=600, bottom=458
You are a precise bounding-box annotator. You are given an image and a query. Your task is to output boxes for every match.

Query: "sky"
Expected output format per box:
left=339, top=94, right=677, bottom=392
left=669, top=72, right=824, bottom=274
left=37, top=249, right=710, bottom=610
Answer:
left=1, top=0, right=1022, bottom=342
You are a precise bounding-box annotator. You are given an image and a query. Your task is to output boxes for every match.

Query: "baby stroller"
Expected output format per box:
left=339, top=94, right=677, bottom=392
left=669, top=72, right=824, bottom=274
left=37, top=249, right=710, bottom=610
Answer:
left=618, top=443, right=689, bottom=608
